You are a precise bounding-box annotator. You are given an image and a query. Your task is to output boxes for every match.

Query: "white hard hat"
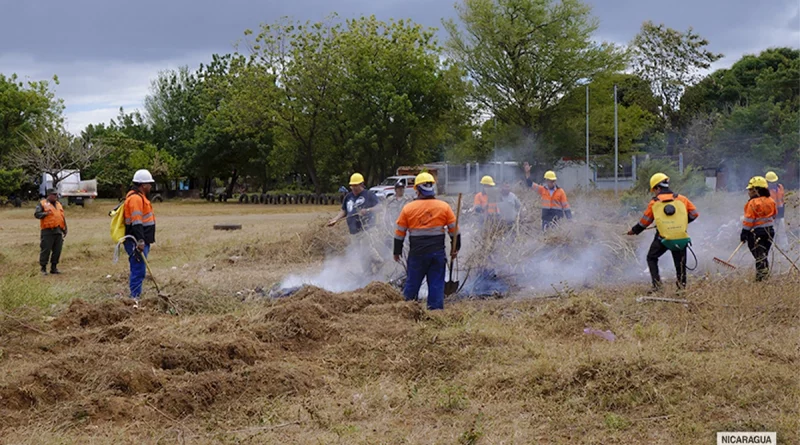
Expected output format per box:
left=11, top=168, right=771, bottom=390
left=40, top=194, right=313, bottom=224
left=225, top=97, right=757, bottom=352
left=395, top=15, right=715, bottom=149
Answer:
left=132, top=169, right=155, bottom=183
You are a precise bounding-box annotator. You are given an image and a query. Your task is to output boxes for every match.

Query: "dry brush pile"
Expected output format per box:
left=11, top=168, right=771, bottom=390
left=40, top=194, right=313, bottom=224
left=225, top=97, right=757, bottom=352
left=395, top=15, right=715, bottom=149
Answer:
left=1, top=273, right=798, bottom=444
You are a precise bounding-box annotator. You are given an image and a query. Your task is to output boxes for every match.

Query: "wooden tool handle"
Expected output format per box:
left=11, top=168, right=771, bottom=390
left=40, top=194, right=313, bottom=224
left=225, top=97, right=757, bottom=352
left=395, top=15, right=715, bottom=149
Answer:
left=450, top=193, right=462, bottom=256
left=727, top=241, right=745, bottom=262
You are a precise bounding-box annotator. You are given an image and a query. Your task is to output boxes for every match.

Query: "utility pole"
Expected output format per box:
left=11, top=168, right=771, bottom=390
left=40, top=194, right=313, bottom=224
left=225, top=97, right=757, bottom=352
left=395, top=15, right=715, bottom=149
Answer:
left=614, top=84, right=619, bottom=197
left=585, top=84, right=590, bottom=187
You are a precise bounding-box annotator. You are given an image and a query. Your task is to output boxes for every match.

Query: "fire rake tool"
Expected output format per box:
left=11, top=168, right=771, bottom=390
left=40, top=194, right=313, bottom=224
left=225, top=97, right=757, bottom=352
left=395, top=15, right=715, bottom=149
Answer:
left=713, top=241, right=744, bottom=270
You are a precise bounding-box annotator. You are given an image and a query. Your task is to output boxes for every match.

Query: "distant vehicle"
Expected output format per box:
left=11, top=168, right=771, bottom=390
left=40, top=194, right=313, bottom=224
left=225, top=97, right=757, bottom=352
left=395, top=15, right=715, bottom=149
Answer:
left=39, top=170, right=98, bottom=206
left=369, top=175, right=417, bottom=199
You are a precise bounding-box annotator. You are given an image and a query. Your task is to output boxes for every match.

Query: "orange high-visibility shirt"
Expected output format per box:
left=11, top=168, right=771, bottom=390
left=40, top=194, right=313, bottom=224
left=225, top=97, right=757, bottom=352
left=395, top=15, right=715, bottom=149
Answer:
left=473, top=192, right=499, bottom=214
left=530, top=183, right=571, bottom=210
left=743, top=196, right=776, bottom=230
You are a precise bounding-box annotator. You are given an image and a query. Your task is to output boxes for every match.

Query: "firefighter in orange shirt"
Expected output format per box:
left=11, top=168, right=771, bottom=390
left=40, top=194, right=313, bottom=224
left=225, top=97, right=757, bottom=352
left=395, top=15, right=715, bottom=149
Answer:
left=472, top=175, right=499, bottom=216
left=765, top=171, right=786, bottom=247
left=741, top=176, right=777, bottom=281
left=394, top=172, right=460, bottom=310
left=523, top=162, right=572, bottom=230
left=123, top=169, right=157, bottom=300
left=627, top=173, right=698, bottom=293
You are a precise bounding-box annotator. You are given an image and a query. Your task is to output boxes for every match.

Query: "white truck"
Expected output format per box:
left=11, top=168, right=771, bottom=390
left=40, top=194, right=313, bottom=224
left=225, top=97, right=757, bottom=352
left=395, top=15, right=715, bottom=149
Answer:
left=39, top=170, right=98, bottom=206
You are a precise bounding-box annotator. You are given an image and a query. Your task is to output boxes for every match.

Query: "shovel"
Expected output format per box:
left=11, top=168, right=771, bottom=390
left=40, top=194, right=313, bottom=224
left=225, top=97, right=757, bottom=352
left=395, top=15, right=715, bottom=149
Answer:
left=445, top=193, right=463, bottom=296
left=713, top=241, right=744, bottom=270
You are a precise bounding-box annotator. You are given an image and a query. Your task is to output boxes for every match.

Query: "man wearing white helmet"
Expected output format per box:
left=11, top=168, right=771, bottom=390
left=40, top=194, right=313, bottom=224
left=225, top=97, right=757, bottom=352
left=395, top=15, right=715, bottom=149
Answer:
left=123, top=169, right=157, bottom=301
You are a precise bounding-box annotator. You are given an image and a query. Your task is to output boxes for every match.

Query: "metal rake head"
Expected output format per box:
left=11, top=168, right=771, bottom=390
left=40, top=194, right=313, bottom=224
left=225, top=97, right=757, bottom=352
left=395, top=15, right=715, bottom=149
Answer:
left=712, top=257, right=736, bottom=270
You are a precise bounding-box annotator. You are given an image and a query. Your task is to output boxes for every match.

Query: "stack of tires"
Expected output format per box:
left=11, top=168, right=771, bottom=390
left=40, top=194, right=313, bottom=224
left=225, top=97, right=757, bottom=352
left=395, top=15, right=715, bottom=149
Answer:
left=232, top=192, right=344, bottom=206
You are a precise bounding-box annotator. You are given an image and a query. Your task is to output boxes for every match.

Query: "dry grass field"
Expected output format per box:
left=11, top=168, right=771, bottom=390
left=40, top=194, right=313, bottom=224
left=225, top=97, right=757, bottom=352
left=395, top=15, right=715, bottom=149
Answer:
left=0, top=196, right=798, bottom=444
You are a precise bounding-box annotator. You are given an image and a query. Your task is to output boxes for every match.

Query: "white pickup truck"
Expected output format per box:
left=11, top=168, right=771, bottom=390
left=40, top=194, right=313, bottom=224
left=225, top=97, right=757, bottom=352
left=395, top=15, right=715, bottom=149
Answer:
left=39, top=170, right=98, bottom=206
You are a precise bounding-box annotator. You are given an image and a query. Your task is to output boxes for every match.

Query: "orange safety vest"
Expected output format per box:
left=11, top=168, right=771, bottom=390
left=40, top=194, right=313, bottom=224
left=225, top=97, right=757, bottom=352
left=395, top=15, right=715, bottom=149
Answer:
left=123, top=190, right=155, bottom=227
left=531, top=183, right=570, bottom=211
left=39, top=199, right=66, bottom=231
left=769, top=184, right=785, bottom=208
left=395, top=199, right=458, bottom=240
left=743, top=196, right=776, bottom=230
left=473, top=192, right=499, bottom=214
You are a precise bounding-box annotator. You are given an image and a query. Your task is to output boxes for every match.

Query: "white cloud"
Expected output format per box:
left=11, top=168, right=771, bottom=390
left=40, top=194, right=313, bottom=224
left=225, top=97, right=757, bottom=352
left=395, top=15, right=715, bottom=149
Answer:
left=0, top=51, right=217, bottom=134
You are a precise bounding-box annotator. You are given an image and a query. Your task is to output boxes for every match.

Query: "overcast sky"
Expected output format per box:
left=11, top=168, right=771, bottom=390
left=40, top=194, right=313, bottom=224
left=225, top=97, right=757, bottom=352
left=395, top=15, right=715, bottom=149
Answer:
left=1, top=0, right=798, bottom=133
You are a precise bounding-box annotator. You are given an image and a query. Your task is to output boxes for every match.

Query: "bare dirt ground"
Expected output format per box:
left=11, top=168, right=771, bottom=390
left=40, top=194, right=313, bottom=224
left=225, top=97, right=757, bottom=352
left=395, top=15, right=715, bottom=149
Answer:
left=1, top=198, right=798, bottom=444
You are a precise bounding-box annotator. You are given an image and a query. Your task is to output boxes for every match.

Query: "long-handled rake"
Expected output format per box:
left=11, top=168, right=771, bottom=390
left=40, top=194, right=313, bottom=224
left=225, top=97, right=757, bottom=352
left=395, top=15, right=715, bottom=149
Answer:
left=713, top=241, right=745, bottom=270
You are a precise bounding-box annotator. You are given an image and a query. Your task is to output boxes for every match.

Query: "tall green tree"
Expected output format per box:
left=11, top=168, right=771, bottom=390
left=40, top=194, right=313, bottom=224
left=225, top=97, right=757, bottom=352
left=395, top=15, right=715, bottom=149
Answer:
left=248, top=15, right=469, bottom=191
left=247, top=17, right=344, bottom=193
left=541, top=72, right=658, bottom=160
left=144, top=67, right=201, bottom=164
left=332, top=16, right=470, bottom=184
left=631, top=21, right=722, bottom=131
left=0, top=74, right=63, bottom=161
left=679, top=48, right=799, bottom=184
left=443, top=0, right=626, bottom=137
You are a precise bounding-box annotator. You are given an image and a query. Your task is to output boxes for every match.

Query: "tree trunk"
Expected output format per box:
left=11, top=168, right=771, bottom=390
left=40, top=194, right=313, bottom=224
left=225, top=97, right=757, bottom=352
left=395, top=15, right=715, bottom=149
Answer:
left=305, top=153, right=320, bottom=194
left=225, top=169, right=239, bottom=197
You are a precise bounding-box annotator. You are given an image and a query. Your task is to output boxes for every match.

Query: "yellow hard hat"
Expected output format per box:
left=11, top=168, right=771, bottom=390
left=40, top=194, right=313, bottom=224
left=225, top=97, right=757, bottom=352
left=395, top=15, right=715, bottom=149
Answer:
left=747, top=176, right=768, bottom=189
left=543, top=171, right=557, bottom=181
left=414, top=172, right=436, bottom=187
left=480, top=175, right=496, bottom=186
left=649, top=173, right=669, bottom=191
left=765, top=171, right=778, bottom=183
left=349, top=173, right=365, bottom=185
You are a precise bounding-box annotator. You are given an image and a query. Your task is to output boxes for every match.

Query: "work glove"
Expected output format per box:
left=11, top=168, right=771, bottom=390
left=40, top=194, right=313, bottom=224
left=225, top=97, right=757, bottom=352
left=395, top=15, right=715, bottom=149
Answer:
left=137, top=239, right=146, bottom=252
left=740, top=229, right=749, bottom=243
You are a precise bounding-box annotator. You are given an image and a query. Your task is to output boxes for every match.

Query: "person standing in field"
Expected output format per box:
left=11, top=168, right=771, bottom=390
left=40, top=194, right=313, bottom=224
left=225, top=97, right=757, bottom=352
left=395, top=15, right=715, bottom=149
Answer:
left=34, top=188, right=67, bottom=275
left=523, top=162, right=572, bottom=230
left=627, top=173, right=699, bottom=294
left=393, top=172, right=460, bottom=310
left=742, top=176, right=777, bottom=281
left=123, top=169, right=157, bottom=301
left=328, top=172, right=382, bottom=273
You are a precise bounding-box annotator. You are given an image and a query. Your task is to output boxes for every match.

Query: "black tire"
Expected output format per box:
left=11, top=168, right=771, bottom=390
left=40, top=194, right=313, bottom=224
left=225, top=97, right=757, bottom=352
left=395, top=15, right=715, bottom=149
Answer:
left=239, top=194, right=247, bottom=203
left=152, top=194, right=164, bottom=203
left=260, top=194, right=267, bottom=204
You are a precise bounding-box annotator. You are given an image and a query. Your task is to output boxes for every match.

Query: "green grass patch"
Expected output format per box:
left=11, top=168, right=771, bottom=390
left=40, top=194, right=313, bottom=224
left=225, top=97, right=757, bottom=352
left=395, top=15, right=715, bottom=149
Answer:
left=0, top=274, right=77, bottom=311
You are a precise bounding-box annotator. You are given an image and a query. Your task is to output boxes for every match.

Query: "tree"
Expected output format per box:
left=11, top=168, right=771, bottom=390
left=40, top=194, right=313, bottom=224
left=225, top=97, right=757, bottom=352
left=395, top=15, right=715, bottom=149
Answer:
left=191, top=54, right=277, bottom=196
left=81, top=124, right=180, bottom=198
left=246, top=17, right=345, bottom=193
left=631, top=21, right=722, bottom=131
left=10, top=128, right=108, bottom=190
left=443, top=0, right=626, bottom=136
left=678, top=48, right=799, bottom=184
left=144, top=67, right=202, bottom=163
left=541, top=72, right=658, bottom=160
left=247, top=15, right=467, bottom=191
left=331, top=16, right=470, bottom=184
left=0, top=74, right=63, bottom=161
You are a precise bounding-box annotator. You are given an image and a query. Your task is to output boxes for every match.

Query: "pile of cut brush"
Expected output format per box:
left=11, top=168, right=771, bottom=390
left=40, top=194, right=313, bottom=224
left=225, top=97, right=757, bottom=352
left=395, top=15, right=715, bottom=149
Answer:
left=454, top=190, right=640, bottom=297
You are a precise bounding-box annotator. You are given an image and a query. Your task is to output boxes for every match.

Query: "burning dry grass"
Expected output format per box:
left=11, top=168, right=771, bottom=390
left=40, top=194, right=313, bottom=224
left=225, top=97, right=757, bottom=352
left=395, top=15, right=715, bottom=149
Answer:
left=1, top=274, right=798, bottom=444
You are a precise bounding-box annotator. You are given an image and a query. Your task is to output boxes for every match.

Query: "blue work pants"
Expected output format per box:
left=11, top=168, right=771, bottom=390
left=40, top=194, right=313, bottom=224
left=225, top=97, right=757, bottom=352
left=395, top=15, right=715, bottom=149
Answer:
left=404, top=250, right=447, bottom=310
